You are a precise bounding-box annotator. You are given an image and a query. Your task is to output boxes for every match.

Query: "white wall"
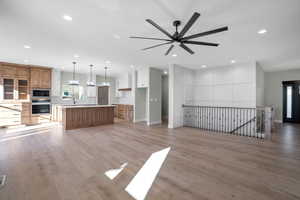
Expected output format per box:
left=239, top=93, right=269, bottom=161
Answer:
left=148, top=68, right=162, bottom=125
left=264, top=68, right=300, bottom=121
left=192, top=62, right=256, bottom=107
left=51, top=71, right=96, bottom=104
left=256, top=63, right=265, bottom=107
left=169, top=62, right=261, bottom=129
left=169, top=64, right=194, bottom=128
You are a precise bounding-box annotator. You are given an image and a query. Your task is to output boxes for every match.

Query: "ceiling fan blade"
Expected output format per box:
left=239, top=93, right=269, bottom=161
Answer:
left=130, top=36, right=172, bottom=42
left=146, top=19, right=174, bottom=39
left=165, top=45, right=175, bottom=55
left=182, top=26, right=228, bottom=41
left=178, top=12, right=200, bottom=39
left=179, top=43, right=194, bottom=54
left=142, top=41, right=173, bottom=51
left=183, top=41, right=219, bottom=47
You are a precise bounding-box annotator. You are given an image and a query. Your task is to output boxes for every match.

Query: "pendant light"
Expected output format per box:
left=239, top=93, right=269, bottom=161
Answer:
left=86, top=64, right=96, bottom=87
left=68, top=61, right=80, bottom=85
left=101, top=66, right=110, bottom=86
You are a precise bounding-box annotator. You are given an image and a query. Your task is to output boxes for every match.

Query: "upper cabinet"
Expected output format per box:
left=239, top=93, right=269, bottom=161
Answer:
left=118, top=73, right=132, bottom=90
left=137, top=67, right=149, bottom=88
left=0, top=63, right=30, bottom=101
left=30, top=68, right=51, bottom=89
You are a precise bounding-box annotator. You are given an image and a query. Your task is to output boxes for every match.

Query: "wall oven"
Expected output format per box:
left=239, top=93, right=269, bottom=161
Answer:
left=32, top=99, right=51, bottom=114
left=32, top=89, right=50, bottom=98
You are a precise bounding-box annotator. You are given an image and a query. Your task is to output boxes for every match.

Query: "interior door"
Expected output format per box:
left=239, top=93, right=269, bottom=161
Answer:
left=97, top=86, right=109, bottom=105
left=283, top=81, right=300, bottom=123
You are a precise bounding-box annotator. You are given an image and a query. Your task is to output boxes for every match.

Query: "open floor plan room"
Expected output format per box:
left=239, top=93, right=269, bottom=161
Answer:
left=1, top=0, right=300, bottom=199
left=0, top=122, right=300, bottom=200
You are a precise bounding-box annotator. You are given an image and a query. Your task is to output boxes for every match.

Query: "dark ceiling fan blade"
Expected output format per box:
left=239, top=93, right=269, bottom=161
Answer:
left=179, top=43, right=194, bottom=54
left=165, top=45, right=175, bottom=55
left=130, top=36, right=172, bottom=42
left=178, top=12, right=200, bottom=39
left=142, top=41, right=173, bottom=51
left=183, top=41, right=219, bottom=47
left=181, top=26, right=228, bottom=41
left=146, top=19, right=174, bottom=39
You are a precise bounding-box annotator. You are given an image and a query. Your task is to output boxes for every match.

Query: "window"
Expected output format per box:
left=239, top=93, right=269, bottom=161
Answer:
left=62, top=84, right=85, bottom=100
left=286, top=86, right=292, bottom=119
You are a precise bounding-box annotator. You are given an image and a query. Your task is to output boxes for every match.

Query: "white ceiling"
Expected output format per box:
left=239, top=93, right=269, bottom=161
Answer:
left=0, top=0, right=300, bottom=76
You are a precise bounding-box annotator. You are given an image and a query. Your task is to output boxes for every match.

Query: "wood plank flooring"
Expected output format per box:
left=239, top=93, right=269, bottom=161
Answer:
left=0, top=122, right=300, bottom=200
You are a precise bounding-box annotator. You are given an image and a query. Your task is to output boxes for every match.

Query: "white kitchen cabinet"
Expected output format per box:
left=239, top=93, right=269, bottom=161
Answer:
left=117, top=73, right=132, bottom=89
left=137, top=67, right=149, bottom=88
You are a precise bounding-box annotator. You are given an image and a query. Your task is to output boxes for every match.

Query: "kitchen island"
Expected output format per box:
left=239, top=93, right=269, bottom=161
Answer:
left=52, top=104, right=115, bottom=130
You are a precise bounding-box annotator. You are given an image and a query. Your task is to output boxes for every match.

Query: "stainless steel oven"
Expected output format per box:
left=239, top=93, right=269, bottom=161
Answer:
left=31, top=99, right=51, bottom=114
left=32, top=89, right=50, bottom=98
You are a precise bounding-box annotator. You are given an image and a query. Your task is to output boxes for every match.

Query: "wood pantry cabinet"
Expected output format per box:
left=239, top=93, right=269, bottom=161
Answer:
left=30, top=68, right=51, bottom=89
left=0, top=62, right=52, bottom=127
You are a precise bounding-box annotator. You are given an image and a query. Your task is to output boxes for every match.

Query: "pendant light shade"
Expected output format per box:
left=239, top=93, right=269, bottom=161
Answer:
left=68, top=61, right=80, bottom=85
left=100, top=66, right=110, bottom=86
left=87, top=64, right=96, bottom=87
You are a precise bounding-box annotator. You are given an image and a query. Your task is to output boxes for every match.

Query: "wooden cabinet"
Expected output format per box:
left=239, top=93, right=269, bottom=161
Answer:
left=40, top=69, right=51, bottom=88
left=21, top=102, right=31, bottom=124
left=3, top=78, right=15, bottom=100
left=30, top=68, right=51, bottom=89
left=0, top=66, right=16, bottom=78
left=1, top=78, right=30, bottom=101
left=16, top=67, right=30, bottom=79
left=115, top=104, right=133, bottom=121
left=137, top=67, right=149, bottom=88
left=30, top=68, right=40, bottom=88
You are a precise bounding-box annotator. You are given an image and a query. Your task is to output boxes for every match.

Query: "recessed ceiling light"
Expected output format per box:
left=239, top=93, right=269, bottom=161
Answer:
left=73, top=54, right=79, bottom=58
left=24, top=45, right=31, bottom=49
left=164, top=70, right=168, bottom=74
left=113, top=34, right=121, bottom=39
left=172, top=54, right=177, bottom=57
left=63, top=15, right=72, bottom=21
left=201, top=65, right=207, bottom=68
left=230, top=60, right=236, bottom=64
left=258, top=29, right=267, bottom=34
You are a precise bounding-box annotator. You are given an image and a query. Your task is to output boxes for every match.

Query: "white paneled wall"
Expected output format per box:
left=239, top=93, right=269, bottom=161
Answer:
left=191, top=63, right=256, bottom=108
left=169, top=62, right=263, bottom=129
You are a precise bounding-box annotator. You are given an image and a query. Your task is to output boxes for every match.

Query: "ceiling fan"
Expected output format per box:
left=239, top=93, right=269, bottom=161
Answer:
left=130, top=12, right=228, bottom=55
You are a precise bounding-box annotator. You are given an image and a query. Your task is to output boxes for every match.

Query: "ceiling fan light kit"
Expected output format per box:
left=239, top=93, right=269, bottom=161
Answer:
left=130, top=12, right=228, bottom=55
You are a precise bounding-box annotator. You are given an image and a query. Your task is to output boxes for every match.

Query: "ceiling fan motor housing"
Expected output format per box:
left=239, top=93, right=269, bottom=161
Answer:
left=173, top=20, right=181, bottom=27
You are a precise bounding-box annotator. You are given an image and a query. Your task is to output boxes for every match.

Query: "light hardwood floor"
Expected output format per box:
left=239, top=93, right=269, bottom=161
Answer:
left=0, top=122, right=300, bottom=200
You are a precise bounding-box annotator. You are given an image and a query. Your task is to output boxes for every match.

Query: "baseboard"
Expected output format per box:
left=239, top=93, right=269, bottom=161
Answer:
left=147, top=121, right=162, bottom=126
left=134, top=118, right=146, bottom=123
left=274, top=120, right=283, bottom=123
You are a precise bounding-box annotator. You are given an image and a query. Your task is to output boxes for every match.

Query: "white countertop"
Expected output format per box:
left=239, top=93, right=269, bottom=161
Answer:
left=54, top=104, right=115, bottom=108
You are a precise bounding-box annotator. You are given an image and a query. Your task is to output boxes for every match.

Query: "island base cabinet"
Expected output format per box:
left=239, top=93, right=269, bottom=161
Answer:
left=63, top=107, right=114, bottom=130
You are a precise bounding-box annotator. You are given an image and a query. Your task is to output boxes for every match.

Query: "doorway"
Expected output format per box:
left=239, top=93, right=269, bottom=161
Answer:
left=283, top=81, right=300, bottom=123
left=162, top=75, right=169, bottom=122
left=97, top=86, right=109, bottom=105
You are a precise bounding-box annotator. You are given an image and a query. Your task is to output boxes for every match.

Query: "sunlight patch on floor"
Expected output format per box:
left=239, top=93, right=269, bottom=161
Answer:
left=125, top=147, right=171, bottom=200
left=105, top=163, right=128, bottom=180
